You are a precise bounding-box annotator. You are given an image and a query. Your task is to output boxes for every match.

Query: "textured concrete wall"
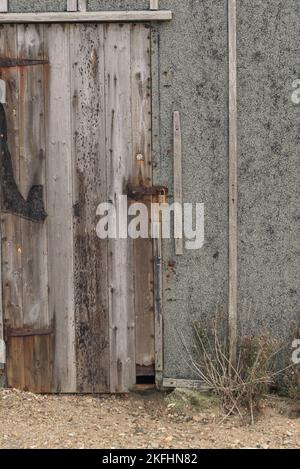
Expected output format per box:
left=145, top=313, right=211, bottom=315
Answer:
left=8, top=0, right=67, bottom=12
left=150, top=0, right=229, bottom=379
left=3, top=1, right=299, bottom=382
left=237, top=0, right=300, bottom=341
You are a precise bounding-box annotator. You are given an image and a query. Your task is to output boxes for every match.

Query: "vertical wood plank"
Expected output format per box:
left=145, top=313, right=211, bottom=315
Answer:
left=150, top=0, right=158, bottom=10
left=0, top=0, right=8, bottom=13
left=228, top=0, right=238, bottom=367
left=0, top=228, right=3, bottom=366
left=78, top=0, right=87, bottom=12
left=150, top=26, right=164, bottom=386
left=105, top=24, right=135, bottom=392
left=131, top=23, right=155, bottom=374
left=70, top=24, right=109, bottom=393
left=45, top=24, right=76, bottom=392
left=67, top=0, right=77, bottom=12
left=173, top=111, right=183, bottom=256
left=17, top=24, right=51, bottom=392
left=0, top=24, right=25, bottom=389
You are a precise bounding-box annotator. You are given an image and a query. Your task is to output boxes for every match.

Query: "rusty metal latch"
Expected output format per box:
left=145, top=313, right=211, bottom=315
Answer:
left=126, top=183, right=168, bottom=201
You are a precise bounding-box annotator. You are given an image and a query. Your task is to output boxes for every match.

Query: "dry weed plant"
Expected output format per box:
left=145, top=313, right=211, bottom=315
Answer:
left=179, top=315, right=294, bottom=425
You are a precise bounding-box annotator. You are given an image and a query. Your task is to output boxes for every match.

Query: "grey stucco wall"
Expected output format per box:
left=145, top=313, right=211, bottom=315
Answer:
left=151, top=0, right=229, bottom=379
left=237, top=0, right=300, bottom=340
left=8, top=0, right=67, bottom=12
left=2, top=1, right=299, bottom=381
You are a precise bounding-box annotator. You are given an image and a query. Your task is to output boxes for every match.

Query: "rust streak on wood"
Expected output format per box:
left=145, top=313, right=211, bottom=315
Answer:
left=7, top=327, right=53, bottom=338
left=71, top=23, right=109, bottom=393
left=0, top=23, right=25, bottom=390
left=131, top=24, right=155, bottom=378
left=0, top=58, right=49, bottom=68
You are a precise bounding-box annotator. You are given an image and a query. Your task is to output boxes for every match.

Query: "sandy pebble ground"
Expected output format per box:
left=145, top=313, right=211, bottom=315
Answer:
left=0, top=388, right=300, bottom=449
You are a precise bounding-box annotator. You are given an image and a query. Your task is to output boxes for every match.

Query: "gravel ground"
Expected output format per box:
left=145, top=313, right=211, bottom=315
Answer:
left=0, top=388, right=300, bottom=449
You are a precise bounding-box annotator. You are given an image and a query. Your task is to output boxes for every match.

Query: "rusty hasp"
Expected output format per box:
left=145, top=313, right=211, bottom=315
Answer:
left=126, top=183, right=168, bottom=201
left=0, top=57, right=49, bottom=68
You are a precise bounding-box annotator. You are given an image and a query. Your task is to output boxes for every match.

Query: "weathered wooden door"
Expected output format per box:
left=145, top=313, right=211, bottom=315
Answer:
left=0, top=23, right=154, bottom=393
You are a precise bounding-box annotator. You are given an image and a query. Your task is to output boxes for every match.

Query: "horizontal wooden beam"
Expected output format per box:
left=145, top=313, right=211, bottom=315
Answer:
left=0, top=10, right=173, bottom=24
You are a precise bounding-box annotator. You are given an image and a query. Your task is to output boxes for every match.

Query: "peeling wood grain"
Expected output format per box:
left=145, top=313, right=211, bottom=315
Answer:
left=131, top=24, right=155, bottom=373
left=150, top=27, right=164, bottom=386
left=45, top=24, right=76, bottom=393
left=17, top=24, right=51, bottom=392
left=0, top=23, right=25, bottom=389
left=105, top=24, right=135, bottom=392
left=71, top=24, right=109, bottom=393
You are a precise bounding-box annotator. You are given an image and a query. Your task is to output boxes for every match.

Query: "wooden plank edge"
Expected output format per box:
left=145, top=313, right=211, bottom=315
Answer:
left=173, top=110, right=184, bottom=256
left=228, top=0, right=238, bottom=368
left=162, top=378, right=212, bottom=392
left=0, top=0, right=8, bottom=14
left=150, top=0, right=159, bottom=10
left=151, top=28, right=164, bottom=390
left=67, top=0, right=78, bottom=12
left=0, top=11, right=173, bottom=24
left=0, top=225, right=4, bottom=366
left=78, top=0, right=87, bottom=12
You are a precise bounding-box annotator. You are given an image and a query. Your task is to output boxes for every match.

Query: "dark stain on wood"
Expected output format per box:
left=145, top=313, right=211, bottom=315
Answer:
left=0, top=103, right=47, bottom=222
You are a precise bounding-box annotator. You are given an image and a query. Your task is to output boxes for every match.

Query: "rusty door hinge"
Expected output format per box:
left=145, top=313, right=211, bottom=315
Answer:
left=0, top=58, right=49, bottom=68
left=126, top=184, right=168, bottom=201
left=6, top=327, right=53, bottom=338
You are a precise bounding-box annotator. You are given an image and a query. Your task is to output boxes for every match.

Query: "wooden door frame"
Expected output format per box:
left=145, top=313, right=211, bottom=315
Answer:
left=0, top=14, right=172, bottom=391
